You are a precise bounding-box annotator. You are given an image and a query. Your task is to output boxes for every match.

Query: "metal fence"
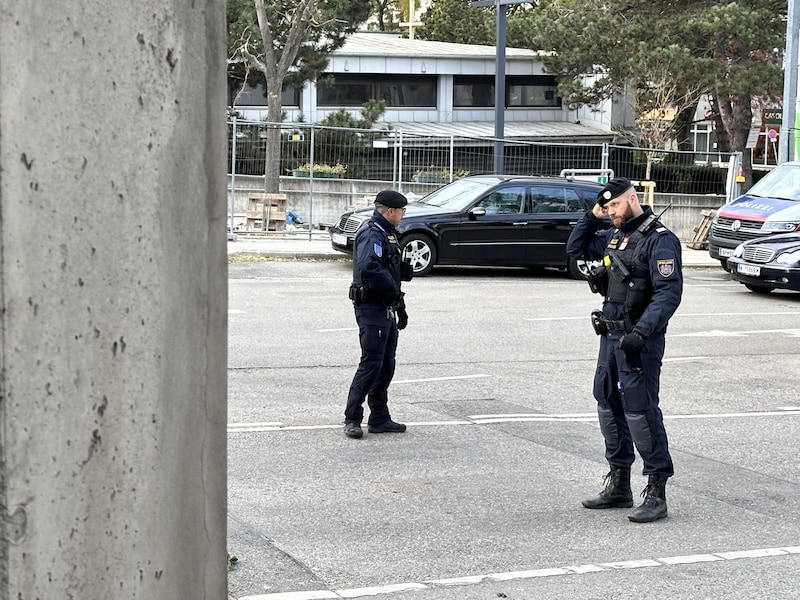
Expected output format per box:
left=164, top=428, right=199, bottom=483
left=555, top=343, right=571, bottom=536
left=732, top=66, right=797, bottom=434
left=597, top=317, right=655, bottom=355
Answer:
left=228, top=118, right=739, bottom=236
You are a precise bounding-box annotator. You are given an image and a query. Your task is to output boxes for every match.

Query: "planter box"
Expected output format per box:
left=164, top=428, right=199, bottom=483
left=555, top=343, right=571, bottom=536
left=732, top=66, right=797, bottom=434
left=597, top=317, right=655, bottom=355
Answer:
left=413, top=174, right=446, bottom=183
left=292, top=170, right=342, bottom=179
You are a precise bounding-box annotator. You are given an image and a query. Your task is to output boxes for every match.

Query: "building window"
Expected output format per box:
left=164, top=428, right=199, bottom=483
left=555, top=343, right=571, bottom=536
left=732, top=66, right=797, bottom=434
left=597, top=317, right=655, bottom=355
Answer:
left=317, top=74, right=437, bottom=107
left=453, top=75, right=560, bottom=108
left=507, top=76, right=560, bottom=107
left=454, top=76, right=495, bottom=107
left=228, top=83, right=300, bottom=107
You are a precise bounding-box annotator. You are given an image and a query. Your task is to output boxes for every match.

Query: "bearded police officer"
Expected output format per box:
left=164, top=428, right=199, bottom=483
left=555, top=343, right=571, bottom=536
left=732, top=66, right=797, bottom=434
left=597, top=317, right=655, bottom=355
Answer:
left=344, top=190, right=413, bottom=439
left=566, top=177, right=683, bottom=523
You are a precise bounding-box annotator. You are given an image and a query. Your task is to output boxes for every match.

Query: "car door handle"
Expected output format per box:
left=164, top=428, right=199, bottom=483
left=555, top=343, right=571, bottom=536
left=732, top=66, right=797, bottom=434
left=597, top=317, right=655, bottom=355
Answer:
left=512, top=222, right=528, bottom=226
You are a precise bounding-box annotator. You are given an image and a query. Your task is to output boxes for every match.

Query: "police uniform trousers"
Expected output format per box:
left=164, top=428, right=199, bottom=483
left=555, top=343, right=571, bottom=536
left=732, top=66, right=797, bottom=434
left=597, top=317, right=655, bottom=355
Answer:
left=345, top=305, right=397, bottom=425
left=594, top=330, right=674, bottom=480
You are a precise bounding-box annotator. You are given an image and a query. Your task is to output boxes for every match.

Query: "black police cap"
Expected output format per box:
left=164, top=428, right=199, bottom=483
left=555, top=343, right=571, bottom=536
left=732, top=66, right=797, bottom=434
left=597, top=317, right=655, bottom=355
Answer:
left=597, top=177, right=634, bottom=207
left=375, top=190, right=408, bottom=209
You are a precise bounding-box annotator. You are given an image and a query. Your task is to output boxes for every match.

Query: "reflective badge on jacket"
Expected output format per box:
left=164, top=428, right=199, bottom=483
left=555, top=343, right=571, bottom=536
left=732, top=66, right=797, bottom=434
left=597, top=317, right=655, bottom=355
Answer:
left=374, top=243, right=383, bottom=257
left=657, top=259, right=675, bottom=277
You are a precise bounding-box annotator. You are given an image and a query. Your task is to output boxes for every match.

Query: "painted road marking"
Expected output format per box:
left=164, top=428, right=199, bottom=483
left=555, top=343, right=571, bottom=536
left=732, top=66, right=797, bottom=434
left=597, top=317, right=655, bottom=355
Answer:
left=238, top=546, right=800, bottom=599
left=673, top=328, right=800, bottom=337
left=394, top=374, right=491, bottom=384
left=228, top=409, right=800, bottom=433
left=525, top=311, right=800, bottom=323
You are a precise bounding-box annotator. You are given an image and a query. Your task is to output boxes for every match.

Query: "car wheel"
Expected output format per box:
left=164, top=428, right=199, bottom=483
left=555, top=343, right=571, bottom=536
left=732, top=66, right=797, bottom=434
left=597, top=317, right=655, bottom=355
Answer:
left=744, top=284, right=774, bottom=294
left=719, top=259, right=730, bottom=272
left=567, top=257, right=597, bottom=280
left=401, top=233, right=437, bottom=276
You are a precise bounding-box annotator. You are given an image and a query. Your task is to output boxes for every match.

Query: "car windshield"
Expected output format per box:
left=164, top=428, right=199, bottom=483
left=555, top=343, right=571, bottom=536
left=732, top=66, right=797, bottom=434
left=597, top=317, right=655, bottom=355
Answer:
left=746, top=163, right=800, bottom=202
left=417, top=179, right=495, bottom=211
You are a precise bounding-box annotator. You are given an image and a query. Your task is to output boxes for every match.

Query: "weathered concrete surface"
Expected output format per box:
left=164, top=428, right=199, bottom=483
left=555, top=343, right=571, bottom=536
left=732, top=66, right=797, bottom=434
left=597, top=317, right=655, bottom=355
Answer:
left=0, top=1, right=228, bottom=598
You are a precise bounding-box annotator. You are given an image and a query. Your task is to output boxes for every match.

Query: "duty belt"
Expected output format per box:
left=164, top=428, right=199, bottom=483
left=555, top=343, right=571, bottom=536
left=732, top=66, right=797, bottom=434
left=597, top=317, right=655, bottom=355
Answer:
left=591, top=310, right=634, bottom=335
left=602, top=318, right=631, bottom=331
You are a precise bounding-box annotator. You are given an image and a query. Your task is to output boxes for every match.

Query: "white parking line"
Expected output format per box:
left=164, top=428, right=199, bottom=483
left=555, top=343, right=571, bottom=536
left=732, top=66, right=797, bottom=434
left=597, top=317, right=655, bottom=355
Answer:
left=394, top=374, right=491, bottom=384
left=238, top=546, right=800, bottom=599
left=673, top=328, right=800, bottom=337
left=524, top=311, right=800, bottom=322
left=227, top=409, right=800, bottom=433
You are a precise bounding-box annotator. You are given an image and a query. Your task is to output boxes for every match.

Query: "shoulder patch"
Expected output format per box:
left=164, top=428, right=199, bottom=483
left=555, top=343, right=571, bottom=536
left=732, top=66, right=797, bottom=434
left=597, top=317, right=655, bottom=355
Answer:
left=657, top=258, right=675, bottom=277
left=373, top=243, right=383, bottom=258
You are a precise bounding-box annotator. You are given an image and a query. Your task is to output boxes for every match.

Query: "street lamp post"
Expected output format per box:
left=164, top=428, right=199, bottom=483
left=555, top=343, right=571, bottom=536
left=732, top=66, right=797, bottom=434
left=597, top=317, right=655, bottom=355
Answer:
left=471, top=0, right=530, bottom=173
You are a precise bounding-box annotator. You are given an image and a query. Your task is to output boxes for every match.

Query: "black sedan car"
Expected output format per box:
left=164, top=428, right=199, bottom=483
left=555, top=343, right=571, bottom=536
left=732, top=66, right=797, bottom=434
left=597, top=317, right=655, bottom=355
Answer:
left=727, top=232, right=800, bottom=294
left=330, top=175, right=604, bottom=278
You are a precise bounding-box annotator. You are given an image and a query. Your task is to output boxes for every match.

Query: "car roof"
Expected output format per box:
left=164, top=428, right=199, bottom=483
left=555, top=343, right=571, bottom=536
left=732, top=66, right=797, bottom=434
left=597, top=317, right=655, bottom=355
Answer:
left=462, top=174, right=603, bottom=187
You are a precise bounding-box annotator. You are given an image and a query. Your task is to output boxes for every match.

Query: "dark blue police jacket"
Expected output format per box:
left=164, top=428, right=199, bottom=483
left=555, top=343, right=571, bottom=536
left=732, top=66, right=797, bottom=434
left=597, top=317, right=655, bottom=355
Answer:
left=352, top=210, right=402, bottom=306
left=566, top=207, right=683, bottom=338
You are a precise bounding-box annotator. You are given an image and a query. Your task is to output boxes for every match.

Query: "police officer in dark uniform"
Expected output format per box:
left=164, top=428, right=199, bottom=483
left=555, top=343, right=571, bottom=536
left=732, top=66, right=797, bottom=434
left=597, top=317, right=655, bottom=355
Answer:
left=344, top=190, right=413, bottom=439
left=566, top=177, right=683, bottom=523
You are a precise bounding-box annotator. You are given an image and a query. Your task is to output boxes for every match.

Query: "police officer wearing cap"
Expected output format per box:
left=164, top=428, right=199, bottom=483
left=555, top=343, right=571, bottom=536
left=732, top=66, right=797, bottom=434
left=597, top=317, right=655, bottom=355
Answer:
left=344, top=190, right=413, bottom=439
left=566, top=177, right=683, bottom=523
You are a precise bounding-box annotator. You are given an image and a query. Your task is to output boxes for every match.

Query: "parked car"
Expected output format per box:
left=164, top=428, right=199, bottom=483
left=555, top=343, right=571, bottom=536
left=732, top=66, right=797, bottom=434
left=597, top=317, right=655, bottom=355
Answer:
left=329, top=175, right=605, bottom=278
left=726, top=232, right=800, bottom=294
left=709, top=161, right=800, bottom=270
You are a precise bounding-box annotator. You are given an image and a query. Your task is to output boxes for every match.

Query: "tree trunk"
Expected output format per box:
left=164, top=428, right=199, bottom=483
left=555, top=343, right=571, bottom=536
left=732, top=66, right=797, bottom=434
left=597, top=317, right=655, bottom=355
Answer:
left=674, top=104, right=696, bottom=154
left=263, top=84, right=283, bottom=195
left=719, top=93, right=754, bottom=190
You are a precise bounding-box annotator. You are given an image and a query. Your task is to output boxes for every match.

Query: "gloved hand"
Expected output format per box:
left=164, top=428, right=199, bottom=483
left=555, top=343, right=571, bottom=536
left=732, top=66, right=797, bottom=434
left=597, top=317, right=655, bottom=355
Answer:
left=397, top=307, right=408, bottom=330
left=619, top=332, right=645, bottom=355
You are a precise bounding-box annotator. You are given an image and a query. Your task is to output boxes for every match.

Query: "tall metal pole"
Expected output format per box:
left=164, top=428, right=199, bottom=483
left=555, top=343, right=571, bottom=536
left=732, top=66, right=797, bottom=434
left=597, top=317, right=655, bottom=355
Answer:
left=472, top=0, right=529, bottom=173
left=780, top=0, right=799, bottom=164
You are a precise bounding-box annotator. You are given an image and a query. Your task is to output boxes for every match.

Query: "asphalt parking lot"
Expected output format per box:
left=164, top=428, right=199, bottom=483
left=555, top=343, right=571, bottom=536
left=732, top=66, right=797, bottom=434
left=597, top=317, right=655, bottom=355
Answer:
left=226, top=258, right=800, bottom=600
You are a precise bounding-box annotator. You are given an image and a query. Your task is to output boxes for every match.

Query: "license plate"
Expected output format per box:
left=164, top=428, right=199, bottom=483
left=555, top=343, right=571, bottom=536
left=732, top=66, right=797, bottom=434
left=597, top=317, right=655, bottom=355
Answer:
left=331, top=233, right=348, bottom=246
left=718, top=247, right=734, bottom=257
left=738, top=263, right=761, bottom=276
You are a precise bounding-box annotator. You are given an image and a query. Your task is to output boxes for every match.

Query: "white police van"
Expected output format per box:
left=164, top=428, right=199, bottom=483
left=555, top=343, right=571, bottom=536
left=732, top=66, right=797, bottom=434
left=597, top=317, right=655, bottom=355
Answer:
left=709, top=161, right=800, bottom=270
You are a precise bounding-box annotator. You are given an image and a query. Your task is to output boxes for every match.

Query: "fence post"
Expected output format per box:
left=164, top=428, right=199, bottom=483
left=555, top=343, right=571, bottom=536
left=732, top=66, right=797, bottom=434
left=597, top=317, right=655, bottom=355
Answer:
left=229, top=116, right=237, bottom=239
left=308, top=124, right=315, bottom=239
left=449, top=134, right=455, bottom=182
left=726, top=152, right=742, bottom=202
left=398, top=129, right=404, bottom=193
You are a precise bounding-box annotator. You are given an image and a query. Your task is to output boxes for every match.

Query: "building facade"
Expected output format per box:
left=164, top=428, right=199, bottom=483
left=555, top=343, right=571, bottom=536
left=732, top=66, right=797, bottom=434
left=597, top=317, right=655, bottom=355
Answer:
left=230, top=32, right=618, bottom=144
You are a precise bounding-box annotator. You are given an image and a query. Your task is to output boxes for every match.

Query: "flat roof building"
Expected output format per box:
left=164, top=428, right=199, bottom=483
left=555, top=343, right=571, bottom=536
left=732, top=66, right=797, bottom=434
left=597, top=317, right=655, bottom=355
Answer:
left=231, top=32, right=618, bottom=144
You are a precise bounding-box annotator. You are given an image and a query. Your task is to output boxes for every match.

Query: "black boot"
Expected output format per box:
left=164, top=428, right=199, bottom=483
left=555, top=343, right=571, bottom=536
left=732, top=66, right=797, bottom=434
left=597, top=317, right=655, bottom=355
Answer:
left=582, top=466, right=633, bottom=509
left=628, top=475, right=668, bottom=523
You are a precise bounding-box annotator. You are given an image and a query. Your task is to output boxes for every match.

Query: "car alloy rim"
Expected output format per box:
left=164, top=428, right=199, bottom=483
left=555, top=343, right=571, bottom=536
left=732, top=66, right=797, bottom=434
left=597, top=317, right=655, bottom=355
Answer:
left=403, top=240, right=431, bottom=271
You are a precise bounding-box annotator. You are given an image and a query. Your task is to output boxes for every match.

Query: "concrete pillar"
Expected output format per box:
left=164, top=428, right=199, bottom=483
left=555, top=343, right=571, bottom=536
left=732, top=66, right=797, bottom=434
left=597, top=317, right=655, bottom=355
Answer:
left=0, top=1, right=228, bottom=598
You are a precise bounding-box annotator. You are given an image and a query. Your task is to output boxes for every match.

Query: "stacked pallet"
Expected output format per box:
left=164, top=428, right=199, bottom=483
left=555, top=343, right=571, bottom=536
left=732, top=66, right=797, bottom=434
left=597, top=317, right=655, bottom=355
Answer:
left=686, top=209, right=715, bottom=250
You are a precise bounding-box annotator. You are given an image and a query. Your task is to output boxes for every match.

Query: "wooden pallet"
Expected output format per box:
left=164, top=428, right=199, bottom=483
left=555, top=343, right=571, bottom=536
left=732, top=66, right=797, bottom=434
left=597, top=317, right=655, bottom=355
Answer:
left=686, top=209, right=715, bottom=250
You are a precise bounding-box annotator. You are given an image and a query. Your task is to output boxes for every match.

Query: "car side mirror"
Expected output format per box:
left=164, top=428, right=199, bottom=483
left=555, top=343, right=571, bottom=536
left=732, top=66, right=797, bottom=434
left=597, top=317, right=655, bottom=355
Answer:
left=468, top=206, right=486, bottom=221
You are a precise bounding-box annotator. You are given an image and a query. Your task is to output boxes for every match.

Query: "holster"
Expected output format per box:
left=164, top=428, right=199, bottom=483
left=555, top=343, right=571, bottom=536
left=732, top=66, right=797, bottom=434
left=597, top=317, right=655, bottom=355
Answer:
left=348, top=284, right=364, bottom=305
left=586, top=265, right=608, bottom=296
left=400, top=261, right=413, bottom=282
left=591, top=310, right=607, bottom=335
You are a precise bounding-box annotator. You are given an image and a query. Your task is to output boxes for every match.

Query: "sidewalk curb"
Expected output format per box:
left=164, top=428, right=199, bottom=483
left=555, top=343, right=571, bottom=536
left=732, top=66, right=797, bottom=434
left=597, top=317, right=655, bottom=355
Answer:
left=228, top=251, right=347, bottom=261
left=227, top=250, right=721, bottom=270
